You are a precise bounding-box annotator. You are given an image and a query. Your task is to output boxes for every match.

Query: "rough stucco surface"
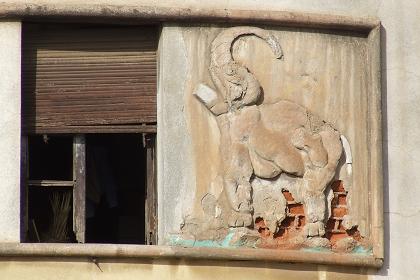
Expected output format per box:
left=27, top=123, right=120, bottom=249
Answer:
left=0, top=258, right=370, bottom=280
left=0, top=21, right=21, bottom=243
left=0, top=0, right=419, bottom=279
left=158, top=2, right=420, bottom=279
left=160, top=24, right=374, bottom=251
left=157, top=25, right=196, bottom=240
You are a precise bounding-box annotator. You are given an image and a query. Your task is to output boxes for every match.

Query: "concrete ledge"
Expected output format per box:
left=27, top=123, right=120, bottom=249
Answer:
left=0, top=2, right=379, bottom=32
left=0, top=243, right=383, bottom=268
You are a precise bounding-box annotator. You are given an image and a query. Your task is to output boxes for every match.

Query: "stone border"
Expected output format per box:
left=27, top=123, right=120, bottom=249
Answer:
left=0, top=243, right=383, bottom=268
left=0, top=2, right=379, bottom=32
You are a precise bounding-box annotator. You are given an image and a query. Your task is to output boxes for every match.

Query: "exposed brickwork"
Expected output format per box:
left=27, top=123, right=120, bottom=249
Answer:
left=325, top=180, right=361, bottom=245
left=288, top=204, right=305, bottom=215
left=272, top=191, right=305, bottom=240
left=282, top=190, right=294, bottom=202
left=332, top=207, right=347, bottom=217
left=255, top=180, right=362, bottom=249
left=255, top=190, right=305, bottom=243
left=256, top=191, right=305, bottom=241
left=331, top=180, right=346, bottom=192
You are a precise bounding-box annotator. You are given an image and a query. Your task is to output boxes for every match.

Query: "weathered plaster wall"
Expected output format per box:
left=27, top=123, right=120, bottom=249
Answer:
left=158, top=24, right=375, bottom=249
left=158, top=2, right=420, bottom=279
left=0, top=21, right=21, bottom=243
left=0, top=258, right=369, bottom=280
left=0, top=0, right=419, bottom=279
left=157, top=25, right=197, bottom=241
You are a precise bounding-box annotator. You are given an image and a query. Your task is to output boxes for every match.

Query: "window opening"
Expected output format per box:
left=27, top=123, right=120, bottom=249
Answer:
left=24, top=133, right=155, bottom=244
left=85, top=134, right=146, bottom=244
left=26, top=135, right=74, bottom=242
left=21, top=22, right=158, bottom=245
left=28, top=135, right=73, bottom=181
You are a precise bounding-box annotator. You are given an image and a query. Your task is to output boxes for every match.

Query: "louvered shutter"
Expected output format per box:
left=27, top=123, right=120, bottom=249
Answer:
left=22, top=24, right=157, bottom=134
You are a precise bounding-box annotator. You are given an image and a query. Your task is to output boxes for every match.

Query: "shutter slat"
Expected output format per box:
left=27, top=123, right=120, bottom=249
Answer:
left=22, top=24, right=158, bottom=134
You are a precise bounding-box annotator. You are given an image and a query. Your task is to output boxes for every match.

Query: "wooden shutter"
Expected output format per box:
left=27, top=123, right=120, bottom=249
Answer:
left=22, top=24, right=157, bottom=134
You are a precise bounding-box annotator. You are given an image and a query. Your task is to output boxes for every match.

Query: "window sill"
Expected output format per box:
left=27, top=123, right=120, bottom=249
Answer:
left=0, top=243, right=382, bottom=268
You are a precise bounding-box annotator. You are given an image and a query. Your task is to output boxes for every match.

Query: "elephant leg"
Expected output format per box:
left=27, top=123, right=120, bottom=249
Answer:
left=225, top=177, right=254, bottom=227
left=223, top=143, right=254, bottom=227
left=303, top=190, right=327, bottom=237
left=224, top=177, right=252, bottom=212
left=300, top=126, right=343, bottom=237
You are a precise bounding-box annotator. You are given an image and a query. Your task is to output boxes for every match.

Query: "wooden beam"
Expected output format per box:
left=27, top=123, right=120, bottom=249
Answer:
left=145, top=134, right=157, bottom=245
left=20, top=136, right=28, bottom=242
left=73, top=134, right=86, bottom=243
left=27, top=180, right=74, bottom=187
left=26, top=124, right=157, bottom=134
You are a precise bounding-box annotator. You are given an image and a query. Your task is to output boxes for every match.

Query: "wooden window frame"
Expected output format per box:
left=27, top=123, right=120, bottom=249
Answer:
left=21, top=132, right=157, bottom=245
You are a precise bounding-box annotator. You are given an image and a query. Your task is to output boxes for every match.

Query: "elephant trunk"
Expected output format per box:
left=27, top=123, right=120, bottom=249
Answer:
left=210, top=26, right=283, bottom=68
left=208, top=27, right=283, bottom=112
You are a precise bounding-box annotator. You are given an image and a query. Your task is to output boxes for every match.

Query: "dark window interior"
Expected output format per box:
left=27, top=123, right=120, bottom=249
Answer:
left=28, top=187, right=74, bottom=243
left=28, top=135, right=73, bottom=181
left=85, top=134, right=146, bottom=244
left=27, top=135, right=74, bottom=243
left=26, top=134, right=147, bottom=244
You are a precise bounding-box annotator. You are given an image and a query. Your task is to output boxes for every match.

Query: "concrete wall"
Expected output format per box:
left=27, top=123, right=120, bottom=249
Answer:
left=158, top=24, right=379, bottom=248
left=0, top=258, right=371, bottom=280
left=155, top=2, right=420, bottom=278
left=0, top=0, right=419, bottom=279
left=0, top=21, right=21, bottom=243
left=157, top=25, right=196, bottom=241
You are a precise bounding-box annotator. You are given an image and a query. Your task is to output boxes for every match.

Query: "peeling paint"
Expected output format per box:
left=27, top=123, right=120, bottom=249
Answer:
left=168, top=230, right=239, bottom=248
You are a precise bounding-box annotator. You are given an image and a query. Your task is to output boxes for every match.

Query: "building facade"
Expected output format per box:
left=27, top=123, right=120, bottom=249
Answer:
left=0, top=1, right=419, bottom=279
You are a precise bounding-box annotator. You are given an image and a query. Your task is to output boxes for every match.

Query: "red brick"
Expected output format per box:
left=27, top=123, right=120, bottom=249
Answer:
left=280, top=217, right=295, bottom=228
left=347, top=227, right=362, bottom=241
left=332, top=207, right=347, bottom=217
left=288, top=204, right=305, bottom=215
left=273, top=228, right=286, bottom=239
left=327, top=232, right=349, bottom=243
left=255, top=217, right=272, bottom=238
left=255, top=217, right=266, bottom=230
left=338, top=194, right=347, bottom=205
left=326, top=219, right=336, bottom=230
left=331, top=180, right=345, bottom=192
left=282, top=191, right=295, bottom=201
left=298, top=216, right=306, bottom=227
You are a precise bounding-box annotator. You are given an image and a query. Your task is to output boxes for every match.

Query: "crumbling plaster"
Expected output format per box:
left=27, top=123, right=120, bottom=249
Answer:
left=156, top=1, right=420, bottom=279
left=159, top=23, right=376, bottom=253
left=165, top=4, right=417, bottom=280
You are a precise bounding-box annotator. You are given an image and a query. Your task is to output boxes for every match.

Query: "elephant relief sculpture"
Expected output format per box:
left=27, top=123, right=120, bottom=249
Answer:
left=190, top=26, right=353, bottom=246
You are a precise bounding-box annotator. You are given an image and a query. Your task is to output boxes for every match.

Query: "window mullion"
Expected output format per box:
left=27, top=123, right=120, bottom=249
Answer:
left=73, top=134, right=86, bottom=243
left=145, top=134, right=157, bottom=245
